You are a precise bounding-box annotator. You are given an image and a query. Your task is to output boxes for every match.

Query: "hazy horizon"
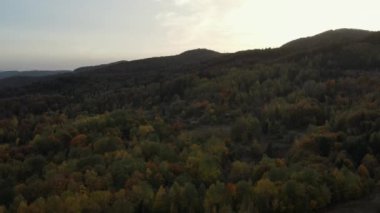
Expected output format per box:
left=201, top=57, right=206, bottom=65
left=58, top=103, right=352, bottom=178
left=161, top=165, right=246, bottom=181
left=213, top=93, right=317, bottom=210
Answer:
left=1, top=0, right=380, bottom=70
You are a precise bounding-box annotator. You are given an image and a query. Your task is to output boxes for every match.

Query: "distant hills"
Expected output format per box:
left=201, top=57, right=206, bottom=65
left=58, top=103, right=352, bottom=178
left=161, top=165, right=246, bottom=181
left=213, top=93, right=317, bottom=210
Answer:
left=73, top=29, right=379, bottom=75
left=1, top=29, right=377, bottom=80
left=0, top=28, right=379, bottom=93
left=74, top=48, right=222, bottom=74
left=0, top=70, right=71, bottom=80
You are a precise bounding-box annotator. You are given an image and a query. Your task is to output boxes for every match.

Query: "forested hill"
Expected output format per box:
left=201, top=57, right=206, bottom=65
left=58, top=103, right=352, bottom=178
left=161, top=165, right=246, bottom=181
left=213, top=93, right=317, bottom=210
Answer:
left=0, top=70, right=70, bottom=80
left=75, top=49, right=221, bottom=73
left=281, top=28, right=372, bottom=51
left=0, top=29, right=380, bottom=212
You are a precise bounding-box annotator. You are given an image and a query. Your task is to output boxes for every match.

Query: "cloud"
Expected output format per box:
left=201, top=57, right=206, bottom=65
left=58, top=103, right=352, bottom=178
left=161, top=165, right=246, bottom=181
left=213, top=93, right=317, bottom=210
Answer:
left=155, top=0, right=247, bottom=51
left=173, top=0, right=190, bottom=6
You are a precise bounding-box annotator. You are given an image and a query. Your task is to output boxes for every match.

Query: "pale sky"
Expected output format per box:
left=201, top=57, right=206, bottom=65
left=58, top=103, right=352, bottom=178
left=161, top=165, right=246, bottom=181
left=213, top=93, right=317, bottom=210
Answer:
left=1, top=0, right=379, bottom=70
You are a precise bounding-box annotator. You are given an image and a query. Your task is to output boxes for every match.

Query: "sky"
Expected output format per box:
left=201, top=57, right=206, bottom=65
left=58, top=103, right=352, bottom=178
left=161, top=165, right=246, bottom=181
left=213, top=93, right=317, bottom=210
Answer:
left=1, top=0, right=380, bottom=70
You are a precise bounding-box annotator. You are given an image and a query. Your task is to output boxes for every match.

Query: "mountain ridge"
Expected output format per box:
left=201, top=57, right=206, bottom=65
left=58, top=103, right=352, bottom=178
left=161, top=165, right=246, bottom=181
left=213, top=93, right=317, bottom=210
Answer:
left=281, top=28, right=373, bottom=50
left=0, top=28, right=379, bottom=93
left=74, top=48, right=222, bottom=74
left=0, top=70, right=71, bottom=80
left=73, top=28, right=378, bottom=75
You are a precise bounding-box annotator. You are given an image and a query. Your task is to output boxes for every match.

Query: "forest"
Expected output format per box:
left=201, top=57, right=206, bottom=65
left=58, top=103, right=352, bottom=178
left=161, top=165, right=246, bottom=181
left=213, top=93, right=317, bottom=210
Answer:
left=0, top=29, right=380, bottom=212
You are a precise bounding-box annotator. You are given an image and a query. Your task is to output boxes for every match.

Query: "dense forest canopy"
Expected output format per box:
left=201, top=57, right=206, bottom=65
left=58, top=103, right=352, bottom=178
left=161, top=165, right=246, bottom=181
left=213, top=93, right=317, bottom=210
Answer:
left=0, top=29, right=380, bottom=212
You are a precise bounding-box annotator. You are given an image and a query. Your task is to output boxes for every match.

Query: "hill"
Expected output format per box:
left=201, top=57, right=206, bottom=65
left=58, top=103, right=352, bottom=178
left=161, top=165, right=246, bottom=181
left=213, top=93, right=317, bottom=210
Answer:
left=0, top=29, right=380, bottom=212
left=281, top=28, right=372, bottom=50
left=0, top=70, right=71, bottom=80
left=74, top=49, right=221, bottom=73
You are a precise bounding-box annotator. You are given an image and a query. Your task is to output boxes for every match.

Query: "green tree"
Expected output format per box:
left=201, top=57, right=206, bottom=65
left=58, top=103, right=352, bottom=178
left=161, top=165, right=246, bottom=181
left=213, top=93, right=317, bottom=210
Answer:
left=153, top=186, right=170, bottom=213
left=253, top=178, right=278, bottom=213
left=231, top=116, right=261, bottom=143
left=204, top=182, right=231, bottom=213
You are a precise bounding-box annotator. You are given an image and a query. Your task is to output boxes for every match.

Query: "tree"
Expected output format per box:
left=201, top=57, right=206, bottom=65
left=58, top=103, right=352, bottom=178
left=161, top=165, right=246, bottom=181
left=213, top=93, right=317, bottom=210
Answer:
left=110, top=198, right=134, bottom=213
left=229, top=161, right=251, bottom=182
left=153, top=186, right=170, bottom=213
left=27, top=197, right=46, bottom=213
left=24, top=155, right=47, bottom=177
left=198, top=155, right=221, bottom=184
left=182, top=183, right=201, bottom=213
left=231, top=116, right=261, bottom=144
left=357, top=164, right=370, bottom=178
left=253, top=178, right=278, bottom=213
left=93, top=136, right=124, bottom=154
left=205, top=136, right=228, bottom=161
left=0, top=178, right=14, bottom=206
left=44, top=196, right=65, bottom=213
left=32, top=134, right=62, bottom=156
left=361, top=154, right=378, bottom=177
left=235, top=181, right=255, bottom=213
left=128, top=182, right=154, bottom=212
left=169, top=182, right=183, bottom=213
left=89, top=191, right=112, bottom=211
left=204, top=182, right=231, bottom=213
left=279, top=180, right=308, bottom=212
left=70, top=134, right=88, bottom=147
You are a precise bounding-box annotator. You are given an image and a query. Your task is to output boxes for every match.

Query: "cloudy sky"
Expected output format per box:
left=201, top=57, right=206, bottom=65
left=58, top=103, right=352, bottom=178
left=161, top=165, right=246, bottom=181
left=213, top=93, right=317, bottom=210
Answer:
left=1, top=0, right=379, bottom=70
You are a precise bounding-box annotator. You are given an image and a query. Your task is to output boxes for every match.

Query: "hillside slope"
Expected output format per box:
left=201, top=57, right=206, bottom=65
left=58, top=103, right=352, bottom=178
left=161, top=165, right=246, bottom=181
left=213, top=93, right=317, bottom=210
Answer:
left=0, top=29, right=380, bottom=212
